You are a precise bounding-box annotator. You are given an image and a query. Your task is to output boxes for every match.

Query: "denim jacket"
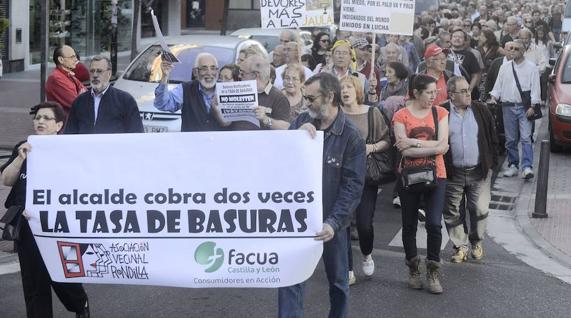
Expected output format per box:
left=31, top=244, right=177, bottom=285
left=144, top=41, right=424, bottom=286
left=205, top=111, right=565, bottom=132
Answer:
left=291, top=109, right=366, bottom=233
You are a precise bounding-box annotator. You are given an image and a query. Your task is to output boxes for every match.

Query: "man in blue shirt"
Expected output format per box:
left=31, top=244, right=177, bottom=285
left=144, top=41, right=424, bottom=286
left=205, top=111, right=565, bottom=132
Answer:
left=154, top=52, right=222, bottom=132
left=442, top=76, right=498, bottom=263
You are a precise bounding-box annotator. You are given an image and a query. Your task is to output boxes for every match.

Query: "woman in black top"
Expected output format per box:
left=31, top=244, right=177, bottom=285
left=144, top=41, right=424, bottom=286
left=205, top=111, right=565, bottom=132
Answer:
left=311, top=31, right=331, bottom=70
left=1, top=102, right=90, bottom=318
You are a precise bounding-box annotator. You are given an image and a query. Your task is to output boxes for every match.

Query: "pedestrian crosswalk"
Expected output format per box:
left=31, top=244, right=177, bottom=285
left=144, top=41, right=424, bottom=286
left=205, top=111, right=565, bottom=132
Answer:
left=388, top=220, right=451, bottom=250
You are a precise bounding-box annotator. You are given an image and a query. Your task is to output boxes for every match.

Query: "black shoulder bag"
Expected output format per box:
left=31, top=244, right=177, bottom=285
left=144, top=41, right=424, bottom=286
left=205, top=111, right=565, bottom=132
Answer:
left=511, top=62, right=542, bottom=121
left=0, top=205, right=24, bottom=241
left=400, top=107, right=439, bottom=192
left=365, top=107, right=396, bottom=185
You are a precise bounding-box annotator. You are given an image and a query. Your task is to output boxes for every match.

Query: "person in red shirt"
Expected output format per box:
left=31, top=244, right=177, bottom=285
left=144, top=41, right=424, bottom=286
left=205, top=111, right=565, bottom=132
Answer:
left=423, top=44, right=453, bottom=106
left=45, top=45, right=87, bottom=117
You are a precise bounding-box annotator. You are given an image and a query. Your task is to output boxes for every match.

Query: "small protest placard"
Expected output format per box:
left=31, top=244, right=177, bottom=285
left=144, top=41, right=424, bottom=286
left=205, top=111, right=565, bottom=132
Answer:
left=216, top=80, right=259, bottom=127
left=260, top=0, right=334, bottom=29
left=339, top=0, right=415, bottom=35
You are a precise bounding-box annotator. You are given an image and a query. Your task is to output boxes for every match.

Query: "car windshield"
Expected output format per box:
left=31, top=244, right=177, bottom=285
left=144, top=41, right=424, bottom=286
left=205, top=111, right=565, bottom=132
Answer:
left=562, top=52, right=571, bottom=83
left=123, top=44, right=235, bottom=84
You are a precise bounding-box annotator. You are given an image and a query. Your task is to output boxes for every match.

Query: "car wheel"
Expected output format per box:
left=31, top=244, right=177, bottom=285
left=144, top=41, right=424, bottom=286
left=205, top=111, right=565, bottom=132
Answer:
left=549, top=122, right=563, bottom=153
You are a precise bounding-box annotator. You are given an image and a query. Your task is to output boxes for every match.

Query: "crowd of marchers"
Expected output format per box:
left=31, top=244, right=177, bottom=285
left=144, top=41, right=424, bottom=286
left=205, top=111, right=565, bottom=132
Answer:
left=1, top=0, right=564, bottom=317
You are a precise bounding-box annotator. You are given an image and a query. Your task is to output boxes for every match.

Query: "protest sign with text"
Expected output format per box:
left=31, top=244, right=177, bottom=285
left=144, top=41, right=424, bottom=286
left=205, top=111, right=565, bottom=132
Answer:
left=339, top=0, right=415, bottom=35
left=216, top=80, right=259, bottom=127
left=260, top=0, right=334, bottom=29
left=25, top=131, right=324, bottom=288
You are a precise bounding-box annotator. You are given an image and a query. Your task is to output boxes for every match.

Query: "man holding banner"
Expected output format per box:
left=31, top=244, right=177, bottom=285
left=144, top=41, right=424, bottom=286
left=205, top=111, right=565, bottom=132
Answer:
left=278, top=72, right=366, bottom=318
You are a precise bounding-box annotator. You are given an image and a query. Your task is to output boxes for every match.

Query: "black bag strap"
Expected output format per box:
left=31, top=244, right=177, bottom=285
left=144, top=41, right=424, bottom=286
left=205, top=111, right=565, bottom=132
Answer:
left=366, top=106, right=375, bottom=144
left=511, top=61, right=525, bottom=100
left=432, top=106, right=438, bottom=141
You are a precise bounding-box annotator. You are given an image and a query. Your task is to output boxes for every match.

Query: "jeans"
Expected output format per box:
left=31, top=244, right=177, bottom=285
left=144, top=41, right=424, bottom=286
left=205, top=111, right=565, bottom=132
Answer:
left=502, top=104, right=533, bottom=169
left=355, top=184, right=379, bottom=256
left=278, top=228, right=349, bottom=318
left=443, top=168, right=491, bottom=248
left=399, top=178, right=447, bottom=262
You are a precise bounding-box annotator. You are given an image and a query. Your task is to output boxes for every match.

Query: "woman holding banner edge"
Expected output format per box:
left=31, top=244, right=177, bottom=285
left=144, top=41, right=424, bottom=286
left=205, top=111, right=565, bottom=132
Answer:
left=1, top=102, right=90, bottom=318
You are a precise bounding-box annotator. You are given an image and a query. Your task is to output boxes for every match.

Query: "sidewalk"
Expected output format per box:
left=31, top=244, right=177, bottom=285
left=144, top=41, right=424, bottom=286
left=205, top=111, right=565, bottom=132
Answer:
left=488, top=113, right=571, bottom=284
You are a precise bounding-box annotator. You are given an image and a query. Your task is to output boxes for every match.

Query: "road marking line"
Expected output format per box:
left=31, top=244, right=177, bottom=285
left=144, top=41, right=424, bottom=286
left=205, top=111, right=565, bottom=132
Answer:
left=0, top=261, right=20, bottom=275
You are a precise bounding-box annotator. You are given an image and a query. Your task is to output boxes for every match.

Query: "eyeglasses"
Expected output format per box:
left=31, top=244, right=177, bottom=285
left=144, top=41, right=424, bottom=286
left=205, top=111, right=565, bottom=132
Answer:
left=525, top=20, right=533, bottom=23
left=283, top=76, right=300, bottom=83
left=302, top=94, right=320, bottom=103
left=333, top=51, right=350, bottom=57
left=33, top=115, right=56, bottom=121
left=509, top=47, right=522, bottom=51
left=452, top=89, right=470, bottom=95
left=197, top=65, right=218, bottom=73
left=89, top=68, right=109, bottom=74
left=239, top=70, right=257, bottom=78
left=62, top=54, right=77, bottom=59
left=280, top=39, right=291, bottom=44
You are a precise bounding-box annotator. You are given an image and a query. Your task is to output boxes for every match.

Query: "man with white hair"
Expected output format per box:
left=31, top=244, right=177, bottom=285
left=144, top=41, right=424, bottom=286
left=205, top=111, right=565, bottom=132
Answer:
left=500, top=16, right=520, bottom=47
left=154, top=52, right=222, bottom=132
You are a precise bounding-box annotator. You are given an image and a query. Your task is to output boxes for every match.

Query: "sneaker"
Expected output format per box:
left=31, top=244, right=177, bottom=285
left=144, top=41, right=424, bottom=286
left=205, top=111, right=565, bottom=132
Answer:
left=362, top=254, right=375, bottom=277
left=503, top=164, right=519, bottom=177
left=522, top=167, right=534, bottom=179
left=418, top=209, right=426, bottom=222
left=471, top=243, right=484, bottom=260
left=393, top=196, right=401, bottom=208
left=450, top=246, right=468, bottom=263
left=348, top=270, right=356, bottom=286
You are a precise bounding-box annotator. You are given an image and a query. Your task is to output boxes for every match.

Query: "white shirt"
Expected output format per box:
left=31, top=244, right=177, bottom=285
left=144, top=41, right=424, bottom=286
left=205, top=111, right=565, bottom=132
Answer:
left=273, top=64, right=314, bottom=90
left=490, top=59, right=541, bottom=104
left=91, top=85, right=110, bottom=124
left=524, top=43, right=547, bottom=73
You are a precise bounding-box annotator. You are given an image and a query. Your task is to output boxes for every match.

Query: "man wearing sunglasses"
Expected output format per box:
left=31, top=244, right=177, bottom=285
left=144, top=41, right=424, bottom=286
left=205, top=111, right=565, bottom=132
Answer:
left=489, top=39, right=540, bottom=179
left=278, top=72, right=365, bottom=318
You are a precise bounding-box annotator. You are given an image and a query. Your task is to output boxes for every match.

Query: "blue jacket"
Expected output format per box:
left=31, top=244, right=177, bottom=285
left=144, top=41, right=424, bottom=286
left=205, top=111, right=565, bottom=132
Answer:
left=291, top=109, right=366, bottom=232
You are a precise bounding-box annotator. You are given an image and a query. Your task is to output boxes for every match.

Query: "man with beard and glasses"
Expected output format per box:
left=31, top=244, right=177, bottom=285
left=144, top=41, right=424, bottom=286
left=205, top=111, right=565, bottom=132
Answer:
left=154, top=52, right=223, bottom=132
left=65, top=55, right=143, bottom=134
left=278, top=72, right=365, bottom=318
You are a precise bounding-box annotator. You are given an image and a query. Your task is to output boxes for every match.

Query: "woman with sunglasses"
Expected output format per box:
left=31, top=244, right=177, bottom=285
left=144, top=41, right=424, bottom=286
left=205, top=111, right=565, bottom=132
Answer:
left=1, top=102, right=90, bottom=318
left=311, top=32, right=331, bottom=71
left=340, top=75, right=390, bottom=284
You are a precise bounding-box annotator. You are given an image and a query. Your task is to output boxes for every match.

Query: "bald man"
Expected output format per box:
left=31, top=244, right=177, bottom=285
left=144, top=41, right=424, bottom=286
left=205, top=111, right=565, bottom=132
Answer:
left=45, top=45, right=87, bottom=117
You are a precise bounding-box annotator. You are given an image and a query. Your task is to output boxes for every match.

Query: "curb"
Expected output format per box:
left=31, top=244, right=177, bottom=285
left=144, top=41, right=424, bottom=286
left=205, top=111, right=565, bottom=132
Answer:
left=513, top=116, right=571, bottom=270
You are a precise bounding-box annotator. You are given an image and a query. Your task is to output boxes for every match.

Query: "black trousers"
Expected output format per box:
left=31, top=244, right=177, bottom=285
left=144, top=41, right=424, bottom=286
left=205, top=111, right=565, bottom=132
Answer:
left=16, top=219, right=88, bottom=318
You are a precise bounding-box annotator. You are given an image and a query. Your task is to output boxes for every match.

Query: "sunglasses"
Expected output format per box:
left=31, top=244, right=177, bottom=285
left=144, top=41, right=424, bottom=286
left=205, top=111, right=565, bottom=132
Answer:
left=302, top=94, right=320, bottom=103
left=320, top=39, right=330, bottom=43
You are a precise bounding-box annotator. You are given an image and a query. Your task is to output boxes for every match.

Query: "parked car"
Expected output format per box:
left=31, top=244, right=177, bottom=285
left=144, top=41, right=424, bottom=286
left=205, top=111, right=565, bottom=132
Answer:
left=547, top=44, right=571, bottom=152
left=113, top=35, right=267, bottom=132
left=230, top=28, right=313, bottom=53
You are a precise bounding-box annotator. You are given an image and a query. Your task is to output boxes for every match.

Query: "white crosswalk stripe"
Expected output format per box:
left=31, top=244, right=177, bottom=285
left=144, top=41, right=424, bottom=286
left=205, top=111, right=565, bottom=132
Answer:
left=388, top=219, right=450, bottom=250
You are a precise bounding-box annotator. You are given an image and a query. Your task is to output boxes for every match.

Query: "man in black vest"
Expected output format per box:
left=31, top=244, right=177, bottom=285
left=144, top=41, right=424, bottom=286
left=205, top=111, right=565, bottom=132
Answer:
left=154, top=52, right=222, bottom=132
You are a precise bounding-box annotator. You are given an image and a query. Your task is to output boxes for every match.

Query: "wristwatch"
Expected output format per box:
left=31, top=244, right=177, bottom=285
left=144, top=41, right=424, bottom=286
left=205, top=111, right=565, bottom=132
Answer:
left=265, top=117, right=273, bottom=128
left=415, top=141, right=421, bottom=148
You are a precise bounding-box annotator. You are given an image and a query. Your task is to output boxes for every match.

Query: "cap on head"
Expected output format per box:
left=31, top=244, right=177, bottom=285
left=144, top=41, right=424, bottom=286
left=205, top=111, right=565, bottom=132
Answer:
left=424, top=44, right=449, bottom=59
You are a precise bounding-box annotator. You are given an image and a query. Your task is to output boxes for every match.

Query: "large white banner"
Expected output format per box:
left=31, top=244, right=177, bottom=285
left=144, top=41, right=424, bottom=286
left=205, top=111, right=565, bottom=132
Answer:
left=260, top=0, right=334, bottom=29
left=25, top=131, right=324, bottom=288
left=339, top=0, right=415, bottom=35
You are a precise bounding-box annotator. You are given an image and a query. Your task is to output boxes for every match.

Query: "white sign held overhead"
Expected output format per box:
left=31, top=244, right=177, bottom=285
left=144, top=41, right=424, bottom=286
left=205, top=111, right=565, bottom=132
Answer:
left=260, top=0, right=334, bottom=29
left=339, top=0, right=415, bottom=35
left=25, top=132, right=324, bottom=288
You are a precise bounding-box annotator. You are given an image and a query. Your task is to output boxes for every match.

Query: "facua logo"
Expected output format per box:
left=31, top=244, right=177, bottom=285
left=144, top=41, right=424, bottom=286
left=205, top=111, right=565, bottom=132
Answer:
left=194, top=241, right=224, bottom=273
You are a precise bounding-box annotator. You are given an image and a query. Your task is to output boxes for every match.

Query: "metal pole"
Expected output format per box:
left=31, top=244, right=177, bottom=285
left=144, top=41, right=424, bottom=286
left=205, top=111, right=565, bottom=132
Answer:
left=532, top=140, right=550, bottom=218
left=111, top=0, right=118, bottom=77
left=40, top=0, right=49, bottom=102
left=130, top=0, right=141, bottom=61
left=220, top=0, right=229, bottom=36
